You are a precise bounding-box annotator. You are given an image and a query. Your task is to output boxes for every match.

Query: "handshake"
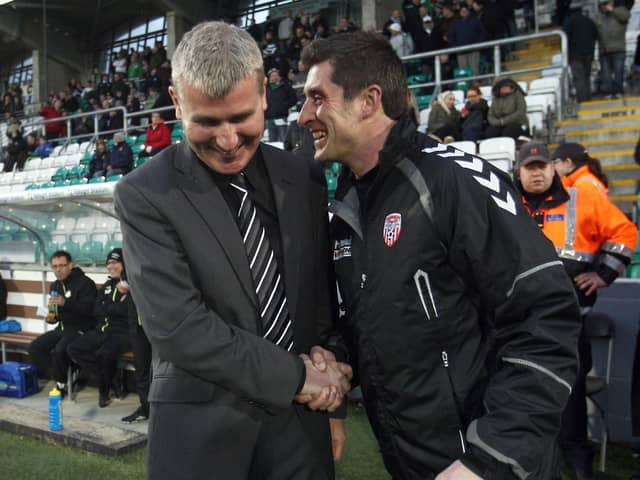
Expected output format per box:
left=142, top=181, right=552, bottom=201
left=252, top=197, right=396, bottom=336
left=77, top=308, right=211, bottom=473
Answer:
left=294, top=346, right=353, bottom=412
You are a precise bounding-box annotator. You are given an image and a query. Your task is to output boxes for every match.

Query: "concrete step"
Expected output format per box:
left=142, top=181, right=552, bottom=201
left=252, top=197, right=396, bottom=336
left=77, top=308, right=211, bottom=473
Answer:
left=549, top=138, right=638, bottom=155
left=504, top=60, right=553, bottom=72
left=563, top=125, right=640, bottom=142
left=555, top=114, right=640, bottom=133
left=577, top=96, right=640, bottom=111
left=578, top=105, right=640, bottom=120
left=609, top=194, right=637, bottom=214
left=511, top=72, right=542, bottom=82
left=610, top=179, right=639, bottom=196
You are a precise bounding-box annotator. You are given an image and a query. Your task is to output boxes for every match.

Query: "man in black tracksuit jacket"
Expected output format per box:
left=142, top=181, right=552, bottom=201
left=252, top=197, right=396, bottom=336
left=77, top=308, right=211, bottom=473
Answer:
left=29, top=251, right=97, bottom=393
left=298, top=32, right=581, bottom=480
left=67, top=248, right=131, bottom=407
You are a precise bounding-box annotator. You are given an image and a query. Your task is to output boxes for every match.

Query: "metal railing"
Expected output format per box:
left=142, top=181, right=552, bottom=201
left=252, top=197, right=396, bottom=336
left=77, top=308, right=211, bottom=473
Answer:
left=400, top=29, right=569, bottom=120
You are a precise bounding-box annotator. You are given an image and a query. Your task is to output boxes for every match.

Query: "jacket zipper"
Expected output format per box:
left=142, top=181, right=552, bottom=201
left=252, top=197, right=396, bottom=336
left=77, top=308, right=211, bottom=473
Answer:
left=414, top=269, right=467, bottom=454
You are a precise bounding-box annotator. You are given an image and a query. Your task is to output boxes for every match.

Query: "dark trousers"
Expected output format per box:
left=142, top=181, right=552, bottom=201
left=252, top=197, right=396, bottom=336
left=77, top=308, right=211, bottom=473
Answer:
left=600, top=52, right=625, bottom=95
left=485, top=123, right=529, bottom=140
left=560, top=328, right=594, bottom=477
left=147, top=402, right=332, bottom=480
left=28, top=328, right=80, bottom=384
left=570, top=55, right=594, bottom=102
left=432, top=125, right=460, bottom=141
left=131, top=323, right=152, bottom=409
left=67, top=329, right=131, bottom=398
left=631, top=321, right=640, bottom=436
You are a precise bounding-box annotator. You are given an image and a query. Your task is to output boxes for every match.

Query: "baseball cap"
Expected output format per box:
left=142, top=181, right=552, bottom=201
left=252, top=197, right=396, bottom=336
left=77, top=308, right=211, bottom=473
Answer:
left=423, top=15, right=433, bottom=22
left=551, top=142, right=587, bottom=163
left=389, top=23, right=402, bottom=32
left=267, top=67, right=280, bottom=76
left=106, top=248, right=123, bottom=264
left=517, top=141, right=551, bottom=166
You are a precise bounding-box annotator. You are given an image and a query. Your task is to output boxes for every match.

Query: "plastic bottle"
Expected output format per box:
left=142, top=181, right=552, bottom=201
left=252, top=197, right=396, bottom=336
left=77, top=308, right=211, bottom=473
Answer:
left=49, top=387, right=63, bottom=431
left=47, top=290, right=58, bottom=323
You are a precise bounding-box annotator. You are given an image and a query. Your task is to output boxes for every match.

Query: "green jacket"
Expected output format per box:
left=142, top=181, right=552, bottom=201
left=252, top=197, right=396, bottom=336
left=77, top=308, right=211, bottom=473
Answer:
left=427, top=103, right=461, bottom=134
left=595, top=6, right=630, bottom=54
left=488, top=89, right=528, bottom=128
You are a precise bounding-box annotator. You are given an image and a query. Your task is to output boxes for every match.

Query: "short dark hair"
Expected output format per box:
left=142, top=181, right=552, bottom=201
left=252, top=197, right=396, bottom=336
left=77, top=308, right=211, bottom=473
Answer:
left=50, top=250, right=72, bottom=263
left=301, top=31, right=409, bottom=120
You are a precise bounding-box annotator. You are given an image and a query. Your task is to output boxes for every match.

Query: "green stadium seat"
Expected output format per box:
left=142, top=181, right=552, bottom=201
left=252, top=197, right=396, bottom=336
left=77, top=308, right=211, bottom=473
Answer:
left=69, top=177, right=88, bottom=186
left=454, top=67, right=473, bottom=78
left=88, top=176, right=105, bottom=184
left=77, top=240, right=104, bottom=264
left=107, top=138, right=115, bottom=149
left=34, top=240, right=58, bottom=262
left=627, top=263, right=640, bottom=278
left=416, top=95, right=432, bottom=110
left=81, top=152, right=93, bottom=164
left=135, top=156, right=148, bottom=168
left=40, top=181, right=56, bottom=189
left=104, top=239, right=122, bottom=252
left=60, top=240, right=80, bottom=259
left=136, top=134, right=146, bottom=145
left=25, top=183, right=40, bottom=190
left=51, top=167, right=68, bottom=181
left=106, top=174, right=123, bottom=182
left=54, top=179, right=71, bottom=188
left=12, top=230, right=32, bottom=241
left=125, top=136, right=137, bottom=146
left=67, top=165, right=84, bottom=180
left=0, top=233, right=13, bottom=242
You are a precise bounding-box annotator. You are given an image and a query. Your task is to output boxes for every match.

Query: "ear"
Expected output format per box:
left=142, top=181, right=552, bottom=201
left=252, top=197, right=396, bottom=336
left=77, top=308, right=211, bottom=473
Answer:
left=168, top=86, right=182, bottom=120
left=360, top=84, right=383, bottom=119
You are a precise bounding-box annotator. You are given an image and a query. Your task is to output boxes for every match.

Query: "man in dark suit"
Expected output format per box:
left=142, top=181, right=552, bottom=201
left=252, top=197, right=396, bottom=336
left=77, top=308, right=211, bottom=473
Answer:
left=114, top=21, right=351, bottom=480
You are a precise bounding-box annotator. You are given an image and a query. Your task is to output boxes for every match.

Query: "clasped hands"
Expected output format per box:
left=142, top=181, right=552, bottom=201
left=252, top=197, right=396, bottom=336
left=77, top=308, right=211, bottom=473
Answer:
left=294, top=346, right=352, bottom=412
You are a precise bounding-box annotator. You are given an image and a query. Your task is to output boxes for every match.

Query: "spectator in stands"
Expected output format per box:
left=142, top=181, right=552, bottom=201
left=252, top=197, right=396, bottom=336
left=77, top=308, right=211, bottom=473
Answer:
left=278, top=10, right=294, bottom=51
left=126, top=93, right=141, bottom=127
left=427, top=90, right=461, bottom=141
left=313, top=22, right=330, bottom=40
left=439, top=2, right=458, bottom=45
left=4, top=125, right=27, bottom=172
left=39, top=99, right=66, bottom=140
left=485, top=77, right=529, bottom=140
left=0, top=272, right=6, bottom=320
left=448, top=3, right=485, bottom=75
left=86, top=138, right=109, bottom=179
left=335, top=16, right=358, bottom=34
left=68, top=248, right=131, bottom=408
left=403, top=0, right=424, bottom=44
left=389, top=23, right=414, bottom=59
left=28, top=251, right=97, bottom=398
left=139, top=112, right=171, bottom=158
left=112, top=50, right=128, bottom=76
left=594, top=0, right=630, bottom=98
left=25, top=133, right=37, bottom=156
left=262, top=30, right=288, bottom=77
left=119, top=277, right=151, bottom=423
left=460, top=84, right=489, bottom=141
left=127, top=51, right=144, bottom=88
left=383, top=9, right=405, bottom=38
left=265, top=68, right=298, bottom=142
left=516, top=141, right=637, bottom=480
left=111, top=72, right=130, bottom=99
left=106, top=132, right=133, bottom=177
left=287, top=27, right=306, bottom=69
left=34, top=135, right=53, bottom=158
left=72, top=109, right=92, bottom=137
left=563, top=4, right=598, bottom=102
left=288, top=59, right=307, bottom=104
left=97, top=74, right=112, bottom=97
left=635, top=135, right=640, bottom=165
left=471, top=0, right=508, bottom=41
left=247, top=17, right=262, bottom=43
left=60, top=89, right=79, bottom=113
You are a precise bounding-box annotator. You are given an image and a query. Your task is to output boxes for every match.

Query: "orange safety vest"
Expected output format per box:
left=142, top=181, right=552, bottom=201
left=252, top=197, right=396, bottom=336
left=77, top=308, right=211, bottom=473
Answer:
left=524, top=178, right=637, bottom=272
left=561, top=165, right=608, bottom=195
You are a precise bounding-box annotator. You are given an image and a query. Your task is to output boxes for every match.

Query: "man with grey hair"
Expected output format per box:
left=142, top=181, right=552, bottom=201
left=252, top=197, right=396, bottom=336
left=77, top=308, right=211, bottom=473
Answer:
left=114, top=21, right=351, bottom=479
left=106, top=131, right=133, bottom=177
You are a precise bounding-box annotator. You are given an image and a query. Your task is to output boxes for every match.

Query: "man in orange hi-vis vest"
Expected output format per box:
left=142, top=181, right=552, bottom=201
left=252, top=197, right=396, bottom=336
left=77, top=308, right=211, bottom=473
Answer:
left=516, top=141, right=637, bottom=480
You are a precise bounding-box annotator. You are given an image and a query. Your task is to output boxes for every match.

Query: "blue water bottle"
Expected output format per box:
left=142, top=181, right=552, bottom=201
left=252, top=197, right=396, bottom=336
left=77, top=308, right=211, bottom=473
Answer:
left=49, top=387, right=63, bottom=431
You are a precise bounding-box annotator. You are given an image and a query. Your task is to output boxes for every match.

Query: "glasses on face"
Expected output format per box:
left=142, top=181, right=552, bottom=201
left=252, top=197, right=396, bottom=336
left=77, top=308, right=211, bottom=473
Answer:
left=551, top=158, right=563, bottom=165
left=52, top=263, right=69, bottom=270
left=466, top=94, right=478, bottom=99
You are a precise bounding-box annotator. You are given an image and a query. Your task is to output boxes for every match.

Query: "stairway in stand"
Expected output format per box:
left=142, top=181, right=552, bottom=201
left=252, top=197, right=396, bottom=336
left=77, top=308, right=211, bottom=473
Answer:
left=552, top=96, right=640, bottom=214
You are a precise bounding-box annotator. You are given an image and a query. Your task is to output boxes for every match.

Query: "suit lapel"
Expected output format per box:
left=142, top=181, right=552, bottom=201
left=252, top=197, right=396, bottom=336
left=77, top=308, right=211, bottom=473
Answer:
left=262, top=145, right=302, bottom=328
left=174, top=144, right=258, bottom=310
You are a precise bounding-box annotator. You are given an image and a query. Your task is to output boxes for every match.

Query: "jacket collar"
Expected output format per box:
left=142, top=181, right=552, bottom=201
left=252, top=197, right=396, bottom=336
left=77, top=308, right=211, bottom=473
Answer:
left=173, top=142, right=303, bottom=325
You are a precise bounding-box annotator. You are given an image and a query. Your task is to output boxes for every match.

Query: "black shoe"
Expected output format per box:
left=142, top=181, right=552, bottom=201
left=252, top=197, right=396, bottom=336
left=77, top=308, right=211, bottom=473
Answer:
left=121, top=405, right=149, bottom=423
left=98, top=395, right=111, bottom=408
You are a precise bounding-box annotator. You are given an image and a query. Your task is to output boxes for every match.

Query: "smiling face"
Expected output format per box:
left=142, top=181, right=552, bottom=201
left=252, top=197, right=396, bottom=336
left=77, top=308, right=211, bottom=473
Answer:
left=170, top=74, right=267, bottom=175
left=106, top=259, right=123, bottom=279
left=298, top=61, right=362, bottom=164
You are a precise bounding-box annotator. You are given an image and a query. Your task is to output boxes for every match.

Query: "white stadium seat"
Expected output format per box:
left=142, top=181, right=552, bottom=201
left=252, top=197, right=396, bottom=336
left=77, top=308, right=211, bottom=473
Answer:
left=479, top=137, right=516, bottom=173
left=449, top=141, right=477, bottom=155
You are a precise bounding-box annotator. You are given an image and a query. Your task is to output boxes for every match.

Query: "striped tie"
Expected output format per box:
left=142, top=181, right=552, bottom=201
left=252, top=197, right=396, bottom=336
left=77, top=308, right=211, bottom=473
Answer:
left=230, top=173, right=294, bottom=351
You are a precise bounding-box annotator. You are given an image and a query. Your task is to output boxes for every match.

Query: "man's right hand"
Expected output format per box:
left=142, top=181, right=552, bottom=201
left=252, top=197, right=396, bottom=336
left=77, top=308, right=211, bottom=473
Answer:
left=295, top=354, right=350, bottom=412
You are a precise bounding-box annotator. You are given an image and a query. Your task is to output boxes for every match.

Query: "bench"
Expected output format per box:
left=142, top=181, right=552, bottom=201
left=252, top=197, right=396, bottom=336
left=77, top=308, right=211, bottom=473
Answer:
left=0, top=331, right=135, bottom=400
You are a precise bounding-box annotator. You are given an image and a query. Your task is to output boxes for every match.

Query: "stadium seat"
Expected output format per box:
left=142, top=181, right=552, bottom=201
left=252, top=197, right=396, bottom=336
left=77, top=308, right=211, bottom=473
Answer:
left=416, top=95, right=432, bottom=111
left=449, top=141, right=476, bottom=155
left=64, top=143, right=80, bottom=155
left=79, top=141, right=93, bottom=152
left=34, top=241, right=59, bottom=262
left=50, top=145, right=64, bottom=157
left=53, top=179, right=71, bottom=188
left=74, top=217, right=96, bottom=232
left=24, top=157, right=42, bottom=170
left=106, top=174, right=123, bottom=182
left=59, top=240, right=80, bottom=259
left=77, top=240, right=104, bottom=264
left=12, top=230, right=32, bottom=241
left=478, top=137, right=516, bottom=170
left=69, top=177, right=88, bottom=186
left=40, top=181, right=56, bottom=189
left=104, top=239, right=123, bottom=252
left=479, top=85, right=492, bottom=102
left=451, top=90, right=465, bottom=106
left=529, top=77, right=561, bottom=113
left=88, top=176, right=105, bottom=183
left=527, top=93, right=554, bottom=115
left=517, top=81, right=528, bottom=94
left=51, top=167, right=68, bottom=182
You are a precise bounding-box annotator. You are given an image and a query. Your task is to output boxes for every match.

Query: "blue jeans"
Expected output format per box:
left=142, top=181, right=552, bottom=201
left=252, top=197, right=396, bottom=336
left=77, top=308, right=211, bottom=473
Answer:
left=600, top=52, right=625, bottom=95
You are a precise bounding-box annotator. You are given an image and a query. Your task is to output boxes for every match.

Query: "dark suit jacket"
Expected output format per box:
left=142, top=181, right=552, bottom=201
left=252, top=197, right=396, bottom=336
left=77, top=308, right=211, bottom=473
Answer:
left=114, top=142, right=335, bottom=477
